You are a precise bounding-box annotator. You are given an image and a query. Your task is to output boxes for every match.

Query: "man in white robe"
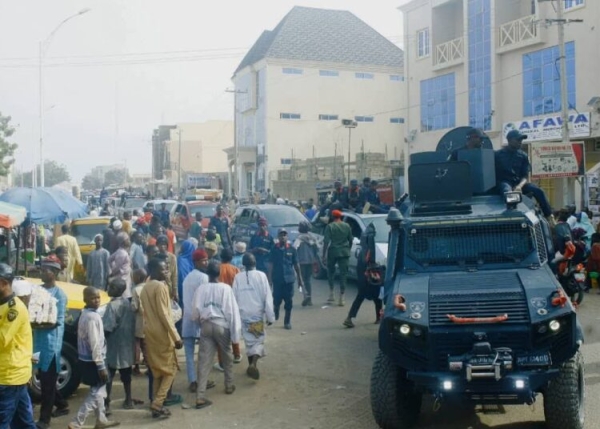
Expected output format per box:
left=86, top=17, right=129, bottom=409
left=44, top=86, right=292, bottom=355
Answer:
left=191, top=261, right=241, bottom=409
left=232, top=253, right=275, bottom=380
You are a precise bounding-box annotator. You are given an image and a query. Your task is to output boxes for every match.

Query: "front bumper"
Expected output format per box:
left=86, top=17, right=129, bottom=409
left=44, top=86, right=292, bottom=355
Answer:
left=407, top=369, right=559, bottom=404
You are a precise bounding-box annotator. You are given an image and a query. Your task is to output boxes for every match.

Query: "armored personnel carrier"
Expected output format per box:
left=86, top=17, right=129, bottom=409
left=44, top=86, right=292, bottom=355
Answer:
left=370, top=128, right=584, bottom=429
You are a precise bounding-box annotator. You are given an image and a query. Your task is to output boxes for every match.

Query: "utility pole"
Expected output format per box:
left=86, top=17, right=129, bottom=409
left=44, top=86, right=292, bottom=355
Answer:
left=178, top=129, right=182, bottom=195
left=342, top=119, right=358, bottom=186
left=334, top=142, right=337, bottom=181
left=225, top=88, right=248, bottom=197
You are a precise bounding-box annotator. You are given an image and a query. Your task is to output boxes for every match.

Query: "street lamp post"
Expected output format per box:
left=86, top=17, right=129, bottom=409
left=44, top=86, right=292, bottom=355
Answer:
left=342, top=119, right=358, bottom=185
left=38, top=8, right=90, bottom=187
left=178, top=129, right=183, bottom=195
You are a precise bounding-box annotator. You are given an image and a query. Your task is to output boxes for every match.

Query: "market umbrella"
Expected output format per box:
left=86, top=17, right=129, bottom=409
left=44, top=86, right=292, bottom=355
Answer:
left=0, top=187, right=87, bottom=225
left=0, top=201, right=27, bottom=228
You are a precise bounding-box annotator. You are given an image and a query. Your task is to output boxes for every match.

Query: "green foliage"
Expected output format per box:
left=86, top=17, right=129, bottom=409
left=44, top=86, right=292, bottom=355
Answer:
left=15, top=160, right=71, bottom=187
left=0, top=113, right=18, bottom=177
left=81, top=174, right=103, bottom=190
left=104, top=169, right=129, bottom=186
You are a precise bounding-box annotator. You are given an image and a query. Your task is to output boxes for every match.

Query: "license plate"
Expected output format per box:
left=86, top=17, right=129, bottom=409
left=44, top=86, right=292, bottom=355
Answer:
left=517, top=352, right=550, bottom=366
left=574, top=273, right=586, bottom=282
left=468, top=356, right=495, bottom=365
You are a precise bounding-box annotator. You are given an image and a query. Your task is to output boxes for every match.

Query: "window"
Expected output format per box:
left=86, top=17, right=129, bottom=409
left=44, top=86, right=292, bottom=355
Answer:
left=468, top=0, right=492, bottom=130
left=355, top=72, right=374, bottom=80
left=417, top=28, right=430, bottom=58
left=522, top=42, right=576, bottom=116
left=282, top=67, right=303, bottom=75
left=420, top=73, right=456, bottom=132
left=390, top=75, right=404, bottom=82
left=319, top=114, right=339, bottom=121
left=280, top=113, right=301, bottom=120
left=319, top=70, right=339, bottom=77
left=355, top=116, right=374, bottom=123
left=390, top=117, right=405, bottom=124
left=564, top=0, right=584, bottom=10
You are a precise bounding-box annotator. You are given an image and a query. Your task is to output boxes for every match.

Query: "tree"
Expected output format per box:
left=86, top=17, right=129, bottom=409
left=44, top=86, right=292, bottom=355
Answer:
left=104, top=169, right=129, bottom=186
left=81, top=174, right=103, bottom=190
left=0, top=113, right=18, bottom=176
left=14, top=160, right=70, bottom=187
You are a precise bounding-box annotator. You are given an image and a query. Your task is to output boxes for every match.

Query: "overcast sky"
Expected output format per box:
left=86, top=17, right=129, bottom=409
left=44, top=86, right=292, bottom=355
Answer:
left=0, top=0, right=404, bottom=182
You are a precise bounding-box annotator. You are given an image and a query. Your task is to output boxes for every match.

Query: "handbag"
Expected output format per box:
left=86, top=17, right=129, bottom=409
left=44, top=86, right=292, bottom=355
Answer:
left=171, top=300, right=183, bottom=324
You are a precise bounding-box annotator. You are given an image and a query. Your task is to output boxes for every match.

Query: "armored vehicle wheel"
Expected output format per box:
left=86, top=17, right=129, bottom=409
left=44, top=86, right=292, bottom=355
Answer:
left=370, top=350, right=422, bottom=429
left=543, top=351, right=585, bottom=429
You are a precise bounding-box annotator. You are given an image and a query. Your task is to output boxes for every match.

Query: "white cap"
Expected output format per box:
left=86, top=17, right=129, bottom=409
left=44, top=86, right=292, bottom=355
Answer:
left=113, top=220, right=123, bottom=230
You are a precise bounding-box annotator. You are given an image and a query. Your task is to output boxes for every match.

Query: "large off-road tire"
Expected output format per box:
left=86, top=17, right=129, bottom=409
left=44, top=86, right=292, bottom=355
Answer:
left=370, top=350, right=422, bottom=429
left=543, top=350, right=585, bottom=429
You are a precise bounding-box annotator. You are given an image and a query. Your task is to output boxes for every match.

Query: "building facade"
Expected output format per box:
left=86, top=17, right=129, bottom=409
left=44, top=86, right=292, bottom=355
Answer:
left=160, top=121, right=233, bottom=191
left=230, top=6, right=405, bottom=198
left=399, top=0, right=600, bottom=207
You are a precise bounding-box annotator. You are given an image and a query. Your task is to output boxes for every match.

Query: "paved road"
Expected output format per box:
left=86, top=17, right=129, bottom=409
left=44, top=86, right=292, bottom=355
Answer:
left=44, top=279, right=600, bottom=429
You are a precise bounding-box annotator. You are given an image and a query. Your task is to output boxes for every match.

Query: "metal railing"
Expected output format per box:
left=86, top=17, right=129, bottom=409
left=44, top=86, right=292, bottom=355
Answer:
left=434, top=37, right=464, bottom=67
left=498, top=15, right=538, bottom=48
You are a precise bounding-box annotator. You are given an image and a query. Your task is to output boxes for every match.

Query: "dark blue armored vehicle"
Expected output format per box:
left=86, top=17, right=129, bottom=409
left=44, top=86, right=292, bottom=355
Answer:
left=370, top=128, right=584, bottom=429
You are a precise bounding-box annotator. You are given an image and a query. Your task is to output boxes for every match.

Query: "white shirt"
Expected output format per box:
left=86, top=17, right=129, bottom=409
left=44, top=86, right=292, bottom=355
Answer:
left=181, top=269, right=208, bottom=338
left=191, top=281, right=242, bottom=343
left=232, top=270, right=275, bottom=324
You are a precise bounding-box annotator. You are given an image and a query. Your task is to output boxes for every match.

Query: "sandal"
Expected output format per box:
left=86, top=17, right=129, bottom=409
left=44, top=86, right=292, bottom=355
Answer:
left=207, top=380, right=216, bottom=389
left=225, top=385, right=236, bottom=395
left=195, top=399, right=213, bottom=410
left=151, top=407, right=171, bottom=419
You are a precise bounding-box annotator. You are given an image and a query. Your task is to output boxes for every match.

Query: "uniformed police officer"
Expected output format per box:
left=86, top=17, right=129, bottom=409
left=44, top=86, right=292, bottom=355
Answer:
left=0, top=263, right=36, bottom=428
left=346, top=179, right=361, bottom=211
left=269, top=228, right=303, bottom=330
left=322, top=210, right=353, bottom=306
left=249, top=217, right=275, bottom=275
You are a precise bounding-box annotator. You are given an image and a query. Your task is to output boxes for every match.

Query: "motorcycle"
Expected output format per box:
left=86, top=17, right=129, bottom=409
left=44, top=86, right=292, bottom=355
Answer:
left=558, top=259, right=586, bottom=305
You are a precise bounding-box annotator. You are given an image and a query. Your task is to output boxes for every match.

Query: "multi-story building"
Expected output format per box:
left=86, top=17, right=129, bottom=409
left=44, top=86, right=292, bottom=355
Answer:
left=399, top=0, right=600, bottom=207
left=229, top=6, right=405, bottom=197
left=90, top=164, right=128, bottom=181
left=159, top=121, right=233, bottom=191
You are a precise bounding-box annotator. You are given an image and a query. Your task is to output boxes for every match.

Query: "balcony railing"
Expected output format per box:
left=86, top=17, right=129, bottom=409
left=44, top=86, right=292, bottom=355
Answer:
left=433, top=37, right=464, bottom=70
left=498, top=15, right=542, bottom=52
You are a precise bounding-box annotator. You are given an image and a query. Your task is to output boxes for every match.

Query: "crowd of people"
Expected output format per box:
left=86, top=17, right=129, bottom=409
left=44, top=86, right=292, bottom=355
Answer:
left=1, top=187, right=386, bottom=429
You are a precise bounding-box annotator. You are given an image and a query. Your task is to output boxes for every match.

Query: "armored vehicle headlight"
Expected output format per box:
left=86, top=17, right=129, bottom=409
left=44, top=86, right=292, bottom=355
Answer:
left=549, top=320, right=560, bottom=331
left=399, top=324, right=411, bottom=335
left=515, top=379, right=525, bottom=389
left=443, top=381, right=453, bottom=390
left=505, top=192, right=522, bottom=204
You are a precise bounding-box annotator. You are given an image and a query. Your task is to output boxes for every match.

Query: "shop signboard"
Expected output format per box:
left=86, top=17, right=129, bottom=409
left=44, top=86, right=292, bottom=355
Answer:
left=503, top=112, right=590, bottom=143
left=530, top=142, right=585, bottom=179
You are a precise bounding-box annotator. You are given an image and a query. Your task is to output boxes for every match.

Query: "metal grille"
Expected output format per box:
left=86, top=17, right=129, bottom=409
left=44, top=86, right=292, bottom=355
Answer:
left=408, top=223, right=534, bottom=266
left=531, top=222, right=548, bottom=264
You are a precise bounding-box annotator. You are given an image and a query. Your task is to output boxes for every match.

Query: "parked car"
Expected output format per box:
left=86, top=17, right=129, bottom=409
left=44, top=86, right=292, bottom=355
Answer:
left=142, top=199, right=177, bottom=214
left=69, top=216, right=112, bottom=283
left=231, top=204, right=307, bottom=246
left=170, top=200, right=218, bottom=240
left=117, top=196, right=148, bottom=217
left=27, top=278, right=110, bottom=399
left=311, top=212, right=389, bottom=279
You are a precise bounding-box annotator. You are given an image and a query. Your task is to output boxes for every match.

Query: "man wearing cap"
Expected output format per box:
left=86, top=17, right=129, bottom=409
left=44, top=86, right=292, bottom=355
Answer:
left=189, top=212, right=204, bottom=242
left=232, top=242, right=246, bottom=270
left=0, top=263, right=36, bottom=429
left=358, top=177, right=371, bottom=208
left=364, top=180, right=388, bottom=214
left=449, top=127, right=485, bottom=161
left=323, top=210, right=353, bottom=306
left=108, top=232, right=133, bottom=298
left=496, top=130, right=554, bottom=224
left=269, top=229, right=303, bottom=330
left=33, top=256, right=69, bottom=429
left=54, top=224, right=83, bottom=281
left=249, top=217, right=274, bottom=275
left=154, top=203, right=171, bottom=228
left=181, top=249, right=210, bottom=393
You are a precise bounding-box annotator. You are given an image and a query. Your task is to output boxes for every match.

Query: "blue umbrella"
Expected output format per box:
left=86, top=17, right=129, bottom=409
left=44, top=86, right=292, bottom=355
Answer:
left=0, top=187, right=88, bottom=224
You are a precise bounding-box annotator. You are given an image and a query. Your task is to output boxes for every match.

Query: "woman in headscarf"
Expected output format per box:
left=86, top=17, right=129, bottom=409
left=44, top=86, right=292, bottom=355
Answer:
left=574, top=211, right=595, bottom=249
left=177, top=239, right=197, bottom=306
